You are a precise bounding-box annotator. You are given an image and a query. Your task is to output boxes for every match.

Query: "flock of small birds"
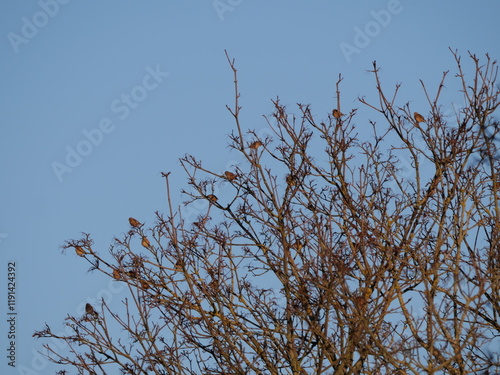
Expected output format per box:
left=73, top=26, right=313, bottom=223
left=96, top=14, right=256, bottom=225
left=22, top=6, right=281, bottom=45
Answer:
left=78, top=111, right=427, bottom=320
left=332, top=108, right=426, bottom=124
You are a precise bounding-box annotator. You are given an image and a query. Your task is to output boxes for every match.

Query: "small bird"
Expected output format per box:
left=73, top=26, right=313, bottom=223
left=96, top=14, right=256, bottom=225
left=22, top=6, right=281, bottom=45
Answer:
left=414, top=112, right=426, bottom=123
left=140, top=280, right=150, bottom=290
left=141, top=236, right=151, bottom=249
left=224, top=171, right=237, bottom=181
left=129, top=217, right=142, bottom=228
left=75, top=246, right=85, bottom=257
left=286, top=174, right=297, bottom=186
left=249, top=140, right=263, bottom=149
left=174, top=259, right=183, bottom=271
left=207, top=194, right=218, bottom=203
left=112, top=269, right=121, bottom=280
left=85, top=303, right=97, bottom=316
left=332, top=109, right=344, bottom=118
left=127, top=270, right=138, bottom=278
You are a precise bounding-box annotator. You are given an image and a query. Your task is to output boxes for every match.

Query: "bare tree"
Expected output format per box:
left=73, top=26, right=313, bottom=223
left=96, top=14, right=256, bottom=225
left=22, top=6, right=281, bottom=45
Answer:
left=35, top=50, right=500, bottom=375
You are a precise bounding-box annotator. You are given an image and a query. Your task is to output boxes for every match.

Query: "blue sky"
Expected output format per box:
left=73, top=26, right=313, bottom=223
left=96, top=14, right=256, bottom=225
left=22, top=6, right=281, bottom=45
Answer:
left=0, top=1, right=499, bottom=373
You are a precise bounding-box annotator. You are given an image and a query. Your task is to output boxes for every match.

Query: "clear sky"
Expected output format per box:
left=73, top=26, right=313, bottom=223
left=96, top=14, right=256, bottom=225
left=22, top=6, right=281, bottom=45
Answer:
left=0, top=1, right=499, bottom=373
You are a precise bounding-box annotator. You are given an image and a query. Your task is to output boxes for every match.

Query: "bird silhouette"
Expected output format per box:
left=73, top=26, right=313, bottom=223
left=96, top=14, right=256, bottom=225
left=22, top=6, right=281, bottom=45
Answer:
left=174, top=259, right=183, bottom=271
left=414, top=112, right=426, bottom=123
left=141, top=236, right=151, bottom=249
left=207, top=194, right=218, bottom=203
left=332, top=109, right=344, bottom=118
left=224, top=171, right=237, bottom=181
left=75, top=246, right=85, bottom=257
left=286, top=174, right=297, bottom=186
left=85, top=303, right=97, bottom=317
left=129, top=217, right=142, bottom=228
left=249, top=141, right=263, bottom=149
left=112, top=269, right=121, bottom=280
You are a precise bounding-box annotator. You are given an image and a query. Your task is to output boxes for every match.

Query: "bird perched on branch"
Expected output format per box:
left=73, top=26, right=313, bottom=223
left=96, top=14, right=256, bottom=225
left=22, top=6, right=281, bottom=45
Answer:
left=224, top=171, right=237, bottom=181
left=175, top=259, right=184, bottom=272
left=141, top=236, right=151, bottom=249
left=85, top=303, right=98, bottom=317
left=207, top=194, right=218, bottom=203
left=332, top=109, right=344, bottom=118
left=75, top=246, right=85, bottom=257
left=128, top=217, right=142, bottom=228
left=286, top=174, right=298, bottom=186
left=127, top=270, right=138, bottom=278
left=414, top=112, right=426, bottom=123
left=249, top=140, right=263, bottom=149
left=112, top=269, right=121, bottom=280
